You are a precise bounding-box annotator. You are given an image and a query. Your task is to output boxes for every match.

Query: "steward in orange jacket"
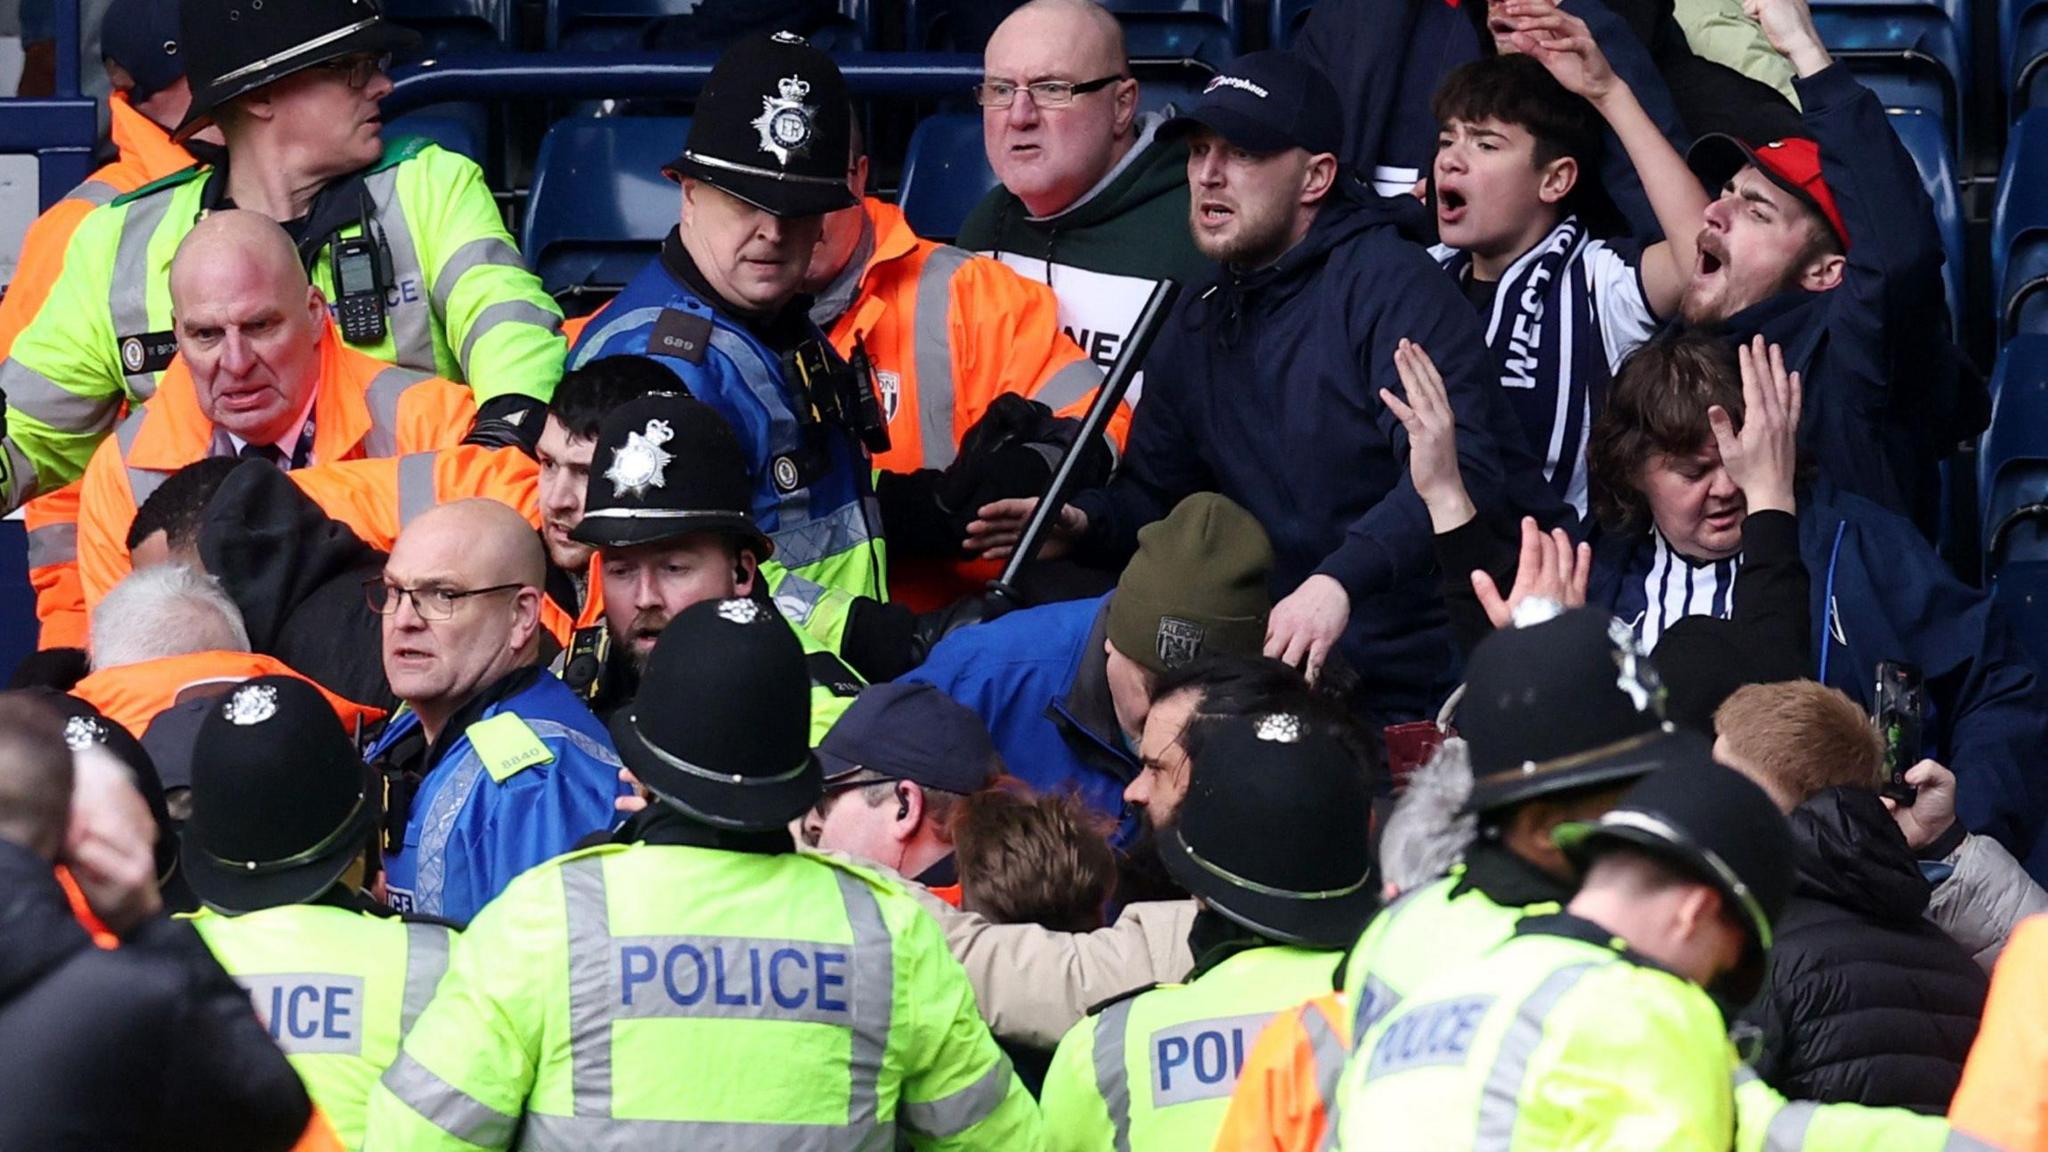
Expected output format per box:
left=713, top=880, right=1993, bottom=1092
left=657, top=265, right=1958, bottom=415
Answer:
left=1212, top=991, right=1351, bottom=1152
left=1950, top=914, right=2048, bottom=1151
left=811, top=197, right=1125, bottom=611
left=75, top=327, right=474, bottom=609
left=16, top=92, right=199, bottom=650
left=69, top=649, right=385, bottom=739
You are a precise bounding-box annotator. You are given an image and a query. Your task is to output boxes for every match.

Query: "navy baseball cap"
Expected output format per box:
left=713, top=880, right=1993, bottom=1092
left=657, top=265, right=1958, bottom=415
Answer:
left=1165, top=50, right=1344, bottom=157
left=102, top=0, right=185, bottom=105
left=817, top=683, right=1003, bottom=795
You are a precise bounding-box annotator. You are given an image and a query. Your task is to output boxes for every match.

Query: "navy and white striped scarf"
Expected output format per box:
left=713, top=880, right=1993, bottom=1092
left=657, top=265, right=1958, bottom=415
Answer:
left=1439, top=216, right=1611, bottom=518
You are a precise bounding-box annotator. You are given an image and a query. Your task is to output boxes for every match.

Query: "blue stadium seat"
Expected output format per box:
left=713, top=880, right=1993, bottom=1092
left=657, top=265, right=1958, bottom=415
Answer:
left=1883, top=109, right=1964, bottom=338
left=547, top=0, right=871, bottom=51
left=898, top=114, right=998, bottom=242
left=386, top=114, right=488, bottom=167
left=1270, top=0, right=1315, bottom=48
left=521, top=116, right=686, bottom=311
left=0, top=520, right=33, bottom=683
left=1104, top=0, right=1241, bottom=69
left=1809, top=0, right=1967, bottom=153
left=2007, top=0, right=2048, bottom=115
left=1979, top=337, right=2048, bottom=575
left=1995, top=111, right=2048, bottom=337
left=384, top=0, right=515, bottom=51
left=1989, top=561, right=2048, bottom=669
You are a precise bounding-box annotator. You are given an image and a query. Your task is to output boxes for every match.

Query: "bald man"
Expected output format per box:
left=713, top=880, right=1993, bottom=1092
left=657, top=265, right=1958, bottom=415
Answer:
left=956, top=0, right=1211, bottom=388
left=364, top=498, right=628, bottom=924
left=66, top=210, right=476, bottom=625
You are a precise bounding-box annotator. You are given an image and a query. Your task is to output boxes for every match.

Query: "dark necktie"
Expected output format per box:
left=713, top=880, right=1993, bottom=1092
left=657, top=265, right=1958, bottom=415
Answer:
left=238, top=441, right=284, bottom=466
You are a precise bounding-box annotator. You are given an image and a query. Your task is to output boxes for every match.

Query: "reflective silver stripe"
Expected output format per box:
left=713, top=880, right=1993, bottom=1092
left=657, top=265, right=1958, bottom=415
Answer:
left=1947, top=1133, right=2004, bottom=1151
left=113, top=409, right=170, bottom=510
left=72, top=179, right=122, bottom=207
left=1351, top=885, right=1435, bottom=1039
left=2, top=440, right=39, bottom=511
left=911, top=246, right=970, bottom=470
left=379, top=1048, right=520, bottom=1147
left=1302, top=1001, right=1348, bottom=1116
left=1471, top=962, right=1602, bottom=1148
left=26, top=521, right=77, bottom=567
left=567, top=305, right=663, bottom=370
left=110, top=191, right=174, bottom=392
left=0, top=358, right=124, bottom=436
left=561, top=855, right=614, bottom=1118
left=521, top=1112, right=899, bottom=1151
left=772, top=499, right=875, bottom=573
left=1035, top=357, right=1104, bottom=414
left=400, top=923, right=450, bottom=1035
left=397, top=452, right=438, bottom=527
left=770, top=569, right=831, bottom=627
left=1764, top=1101, right=1818, bottom=1151
left=832, top=870, right=893, bottom=1135
left=364, top=166, right=438, bottom=373
left=362, top=365, right=434, bottom=458
left=899, top=1054, right=1013, bottom=1139
left=431, top=236, right=527, bottom=316
left=1091, top=997, right=1136, bottom=1152
left=459, top=300, right=562, bottom=381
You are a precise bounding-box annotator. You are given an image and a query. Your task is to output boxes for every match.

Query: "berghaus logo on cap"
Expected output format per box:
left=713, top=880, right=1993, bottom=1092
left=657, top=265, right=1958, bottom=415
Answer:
left=1204, top=75, right=1270, bottom=99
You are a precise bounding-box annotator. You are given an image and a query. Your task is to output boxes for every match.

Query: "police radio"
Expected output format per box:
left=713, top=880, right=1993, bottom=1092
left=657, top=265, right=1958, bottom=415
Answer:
left=330, top=234, right=388, bottom=345
left=787, top=338, right=891, bottom=455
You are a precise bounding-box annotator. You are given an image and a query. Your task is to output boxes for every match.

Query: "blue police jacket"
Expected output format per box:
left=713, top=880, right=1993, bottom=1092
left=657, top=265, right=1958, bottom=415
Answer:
left=370, top=668, right=628, bottom=925
left=1592, top=481, right=2048, bottom=878
left=567, top=231, right=881, bottom=597
left=904, top=594, right=1140, bottom=843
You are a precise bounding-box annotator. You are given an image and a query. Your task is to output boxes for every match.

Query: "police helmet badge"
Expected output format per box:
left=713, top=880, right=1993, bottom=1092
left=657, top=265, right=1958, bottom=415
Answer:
left=717, top=598, right=762, bottom=625
left=62, top=714, right=106, bottom=751
left=1255, top=713, right=1303, bottom=744
left=1156, top=616, right=1206, bottom=669
left=1605, top=616, right=1666, bottom=715
left=753, top=74, right=817, bottom=166
left=224, top=684, right=279, bottom=726
left=606, top=418, right=676, bottom=499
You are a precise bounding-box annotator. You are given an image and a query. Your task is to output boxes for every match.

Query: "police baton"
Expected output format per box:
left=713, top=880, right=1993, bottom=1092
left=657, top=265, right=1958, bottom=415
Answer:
left=983, top=277, right=1180, bottom=620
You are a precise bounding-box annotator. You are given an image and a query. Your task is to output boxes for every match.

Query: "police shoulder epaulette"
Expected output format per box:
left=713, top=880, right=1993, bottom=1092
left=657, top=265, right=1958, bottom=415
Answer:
left=395, top=910, right=465, bottom=931
left=465, top=712, right=556, bottom=783
left=111, top=163, right=207, bottom=207
left=1085, top=983, right=1159, bottom=1017
left=806, top=651, right=864, bottom=698
left=371, top=134, right=437, bottom=173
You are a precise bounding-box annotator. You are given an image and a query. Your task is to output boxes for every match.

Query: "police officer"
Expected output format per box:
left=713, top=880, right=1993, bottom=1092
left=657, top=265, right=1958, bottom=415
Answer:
left=1325, top=608, right=1982, bottom=1151
left=0, top=0, right=565, bottom=513
left=567, top=31, right=888, bottom=639
left=179, top=676, right=455, bottom=1151
left=1038, top=707, right=1379, bottom=1152
left=562, top=391, right=864, bottom=743
left=366, top=598, right=1042, bottom=1149
left=1342, top=755, right=1792, bottom=1149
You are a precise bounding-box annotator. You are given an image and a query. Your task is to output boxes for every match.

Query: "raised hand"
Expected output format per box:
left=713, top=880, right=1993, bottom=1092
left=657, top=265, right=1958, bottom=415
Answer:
left=1742, top=0, right=1831, bottom=75
left=1709, top=335, right=1801, bottom=515
left=1498, top=2, right=1617, bottom=102
left=1381, top=338, right=1477, bottom=533
left=1472, top=516, right=1592, bottom=630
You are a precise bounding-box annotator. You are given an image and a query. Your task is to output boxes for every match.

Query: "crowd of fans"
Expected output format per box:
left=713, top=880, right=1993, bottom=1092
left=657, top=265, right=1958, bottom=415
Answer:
left=1, top=0, right=2046, bottom=1147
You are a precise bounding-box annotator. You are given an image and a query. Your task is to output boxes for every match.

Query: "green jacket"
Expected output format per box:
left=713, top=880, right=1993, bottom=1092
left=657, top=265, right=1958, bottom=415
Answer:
left=364, top=835, right=1042, bottom=1150
left=1040, top=943, right=1340, bottom=1152
left=0, top=138, right=565, bottom=508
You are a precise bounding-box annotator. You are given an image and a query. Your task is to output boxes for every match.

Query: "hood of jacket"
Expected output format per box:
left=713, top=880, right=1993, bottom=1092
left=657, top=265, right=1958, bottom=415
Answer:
left=199, top=460, right=387, bottom=653
left=1790, top=786, right=1932, bottom=924
left=0, top=842, right=92, bottom=1006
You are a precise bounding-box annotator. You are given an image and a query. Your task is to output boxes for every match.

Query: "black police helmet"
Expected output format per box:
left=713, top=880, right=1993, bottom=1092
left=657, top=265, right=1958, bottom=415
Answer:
left=571, top=391, right=774, bottom=560
left=662, top=31, right=857, bottom=218
left=181, top=676, right=378, bottom=913
left=609, top=598, right=819, bottom=832
left=175, top=0, right=419, bottom=141
left=1157, top=711, right=1379, bottom=949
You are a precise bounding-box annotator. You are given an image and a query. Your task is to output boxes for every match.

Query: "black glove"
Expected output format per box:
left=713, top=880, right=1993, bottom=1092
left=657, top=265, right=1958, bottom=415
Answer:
left=938, top=395, right=1113, bottom=535
left=464, top=393, right=549, bottom=455
left=876, top=468, right=966, bottom=559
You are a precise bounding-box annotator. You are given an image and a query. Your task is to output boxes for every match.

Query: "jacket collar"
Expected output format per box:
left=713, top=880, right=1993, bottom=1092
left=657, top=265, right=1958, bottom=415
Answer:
left=615, top=803, right=795, bottom=855
left=71, top=649, right=378, bottom=739
left=1047, top=596, right=1133, bottom=768
left=130, top=325, right=378, bottom=471
left=108, top=92, right=197, bottom=182
left=1453, top=838, right=1576, bottom=910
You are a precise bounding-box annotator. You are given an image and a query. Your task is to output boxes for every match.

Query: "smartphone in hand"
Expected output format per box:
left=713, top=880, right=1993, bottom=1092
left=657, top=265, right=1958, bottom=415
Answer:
left=1873, top=660, right=1924, bottom=806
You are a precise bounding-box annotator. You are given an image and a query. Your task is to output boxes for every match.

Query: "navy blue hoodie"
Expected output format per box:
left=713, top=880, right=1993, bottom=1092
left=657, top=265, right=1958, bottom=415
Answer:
left=1072, top=182, right=1559, bottom=721
left=1591, top=481, right=2048, bottom=878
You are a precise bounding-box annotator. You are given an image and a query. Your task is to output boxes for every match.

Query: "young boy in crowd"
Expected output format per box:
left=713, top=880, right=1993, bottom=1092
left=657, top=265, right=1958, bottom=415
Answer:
left=1429, top=7, right=1707, bottom=518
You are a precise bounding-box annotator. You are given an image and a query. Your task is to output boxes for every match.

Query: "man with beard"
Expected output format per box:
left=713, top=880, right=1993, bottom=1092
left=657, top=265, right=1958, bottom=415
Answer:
left=565, top=392, right=862, bottom=742
left=1674, top=0, right=1980, bottom=531
left=967, top=50, right=1548, bottom=724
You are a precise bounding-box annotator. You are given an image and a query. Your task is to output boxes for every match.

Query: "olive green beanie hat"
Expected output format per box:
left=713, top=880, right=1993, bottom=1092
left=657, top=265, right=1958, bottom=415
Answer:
left=1107, top=493, right=1275, bottom=676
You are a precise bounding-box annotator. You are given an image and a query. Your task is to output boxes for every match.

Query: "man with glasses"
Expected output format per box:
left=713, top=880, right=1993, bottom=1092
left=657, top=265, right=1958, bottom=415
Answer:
left=956, top=0, right=1212, bottom=392
left=0, top=0, right=566, bottom=520
left=364, top=497, right=627, bottom=925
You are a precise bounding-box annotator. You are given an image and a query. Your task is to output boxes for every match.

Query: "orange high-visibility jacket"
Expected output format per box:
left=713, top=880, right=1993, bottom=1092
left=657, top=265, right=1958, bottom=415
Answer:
left=13, top=94, right=197, bottom=650
left=825, top=197, right=1123, bottom=474
left=70, top=649, right=385, bottom=738
left=1212, top=992, right=1351, bottom=1152
left=1950, top=914, right=2048, bottom=1151
left=74, top=328, right=475, bottom=608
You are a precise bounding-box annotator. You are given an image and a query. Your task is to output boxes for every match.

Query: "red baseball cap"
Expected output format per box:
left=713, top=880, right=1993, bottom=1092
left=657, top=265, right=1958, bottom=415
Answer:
left=1688, top=134, right=1850, bottom=252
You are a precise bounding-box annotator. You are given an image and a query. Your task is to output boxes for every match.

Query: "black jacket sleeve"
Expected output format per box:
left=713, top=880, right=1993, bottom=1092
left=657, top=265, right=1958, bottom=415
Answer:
left=1436, top=513, right=1522, bottom=658
left=134, top=916, right=311, bottom=1152
left=1726, top=508, right=1811, bottom=680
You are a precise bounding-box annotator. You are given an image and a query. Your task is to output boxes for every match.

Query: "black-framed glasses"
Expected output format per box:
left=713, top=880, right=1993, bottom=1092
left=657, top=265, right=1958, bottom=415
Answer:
left=317, top=53, right=392, bottom=90
left=973, top=74, right=1124, bottom=109
left=363, top=578, right=523, bottom=621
